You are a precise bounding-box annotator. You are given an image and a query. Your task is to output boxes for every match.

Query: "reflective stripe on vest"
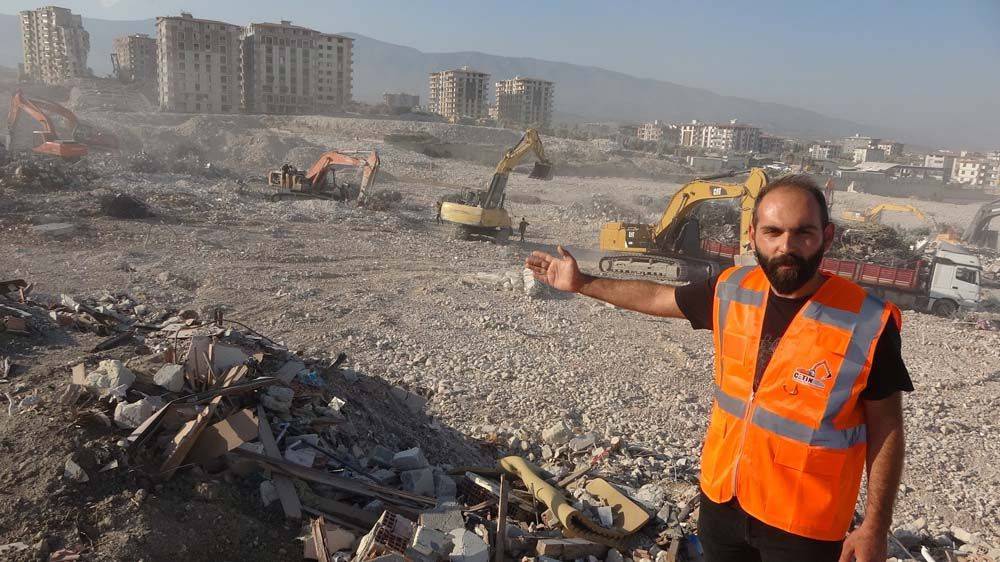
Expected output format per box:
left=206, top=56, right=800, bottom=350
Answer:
left=713, top=270, right=887, bottom=449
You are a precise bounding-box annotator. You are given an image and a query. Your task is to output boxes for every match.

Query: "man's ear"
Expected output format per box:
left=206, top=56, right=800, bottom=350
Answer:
left=748, top=223, right=757, bottom=251
left=822, top=222, right=836, bottom=252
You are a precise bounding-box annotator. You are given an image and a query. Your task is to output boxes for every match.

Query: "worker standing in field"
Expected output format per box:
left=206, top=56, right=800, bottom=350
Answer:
left=518, top=217, right=529, bottom=242
left=526, top=175, right=912, bottom=562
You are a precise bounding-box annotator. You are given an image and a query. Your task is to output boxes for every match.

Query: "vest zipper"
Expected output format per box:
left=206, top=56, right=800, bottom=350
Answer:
left=730, top=388, right=756, bottom=497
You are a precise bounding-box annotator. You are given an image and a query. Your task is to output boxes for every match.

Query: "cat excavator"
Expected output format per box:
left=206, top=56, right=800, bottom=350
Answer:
left=440, top=128, right=553, bottom=242
left=6, top=89, right=119, bottom=159
left=962, top=196, right=1000, bottom=249
left=840, top=203, right=929, bottom=225
left=598, top=168, right=769, bottom=281
left=267, top=149, right=380, bottom=203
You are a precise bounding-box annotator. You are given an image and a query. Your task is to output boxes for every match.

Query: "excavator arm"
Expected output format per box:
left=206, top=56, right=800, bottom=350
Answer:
left=6, top=89, right=87, bottom=159
left=303, top=149, right=380, bottom=201
left=30, top=96, right=119, bottom=151
left=480, top=128, right=553, bottom=209
left=650, top=167, right=769, bottom=253
left=962, top=197, right=1000, bottom=246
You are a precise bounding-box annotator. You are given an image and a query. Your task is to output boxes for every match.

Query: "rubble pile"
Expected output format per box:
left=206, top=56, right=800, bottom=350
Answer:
left=124, top=145, right=232, bottom=178
left=828, top=223, right=923, bottom=264
left=0, top=155, right=97, bottom=192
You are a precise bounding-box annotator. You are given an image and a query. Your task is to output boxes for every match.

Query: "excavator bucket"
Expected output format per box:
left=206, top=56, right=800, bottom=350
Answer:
left=529, top=161, right=553, bottom=180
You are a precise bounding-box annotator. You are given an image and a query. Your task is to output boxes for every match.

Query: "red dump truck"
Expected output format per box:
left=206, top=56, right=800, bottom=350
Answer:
left=700, top=240, right=982, bottom=316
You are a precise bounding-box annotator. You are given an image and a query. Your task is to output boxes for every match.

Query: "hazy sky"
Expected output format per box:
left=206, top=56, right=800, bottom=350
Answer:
left=3, top=0, right=998, bottom=149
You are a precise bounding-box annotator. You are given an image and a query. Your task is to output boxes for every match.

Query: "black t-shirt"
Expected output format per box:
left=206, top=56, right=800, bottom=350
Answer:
left=675, top=274, right=913, bottom=400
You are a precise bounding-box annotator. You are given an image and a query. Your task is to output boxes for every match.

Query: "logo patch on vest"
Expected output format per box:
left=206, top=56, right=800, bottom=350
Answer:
left=791, top=361, right=833, bottom=390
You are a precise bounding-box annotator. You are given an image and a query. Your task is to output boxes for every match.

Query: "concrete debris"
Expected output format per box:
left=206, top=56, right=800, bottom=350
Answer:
left=63, top=458, right=89, bottom=483
left=392, top=447, right=430, bottom=470
left=86, top=359, right=135, bottom=397
left=31, top=222, right=78, bottom=238
left=113, top=397, right=159, bottom=429
left=542, top=421, right=573, bottom=445
left=448, top=529, right=489, bottom=562
left=153, top=364, right=185, bottom=392
left=401, top=467, right=436, bottom=496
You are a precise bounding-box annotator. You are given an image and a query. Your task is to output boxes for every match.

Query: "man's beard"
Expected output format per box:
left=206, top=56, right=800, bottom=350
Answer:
left=755, top=247, right=824, bottom=294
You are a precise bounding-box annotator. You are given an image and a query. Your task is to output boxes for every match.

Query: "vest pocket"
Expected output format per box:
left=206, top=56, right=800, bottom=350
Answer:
left=773, top=444, right=846, bottom=477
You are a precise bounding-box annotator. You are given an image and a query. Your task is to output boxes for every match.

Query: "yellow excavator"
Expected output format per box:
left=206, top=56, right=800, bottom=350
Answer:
left=441, top=128, right=553, bottom=241
left=598, top=168, right=769, bottom=281
left=840, top=203, right=928, bottom=224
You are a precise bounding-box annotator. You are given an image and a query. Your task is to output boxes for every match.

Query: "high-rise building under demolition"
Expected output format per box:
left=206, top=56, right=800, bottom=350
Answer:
left=428, top=67, right=490, bottom=121
left=240, top=20, right=353, bottom=115
left=156, top=13, right=243, bottom=113
left=157, top=13, right=353, bottom=115
left=19, top=6, right=90, bottom=84
left=113, top=34, right=158, bottom=83
left=493, top=77, right=554, bottom=128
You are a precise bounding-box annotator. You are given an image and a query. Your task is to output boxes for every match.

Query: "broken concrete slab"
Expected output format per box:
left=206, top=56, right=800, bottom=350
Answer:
left=448, top=529, right=488, bottom=562
left=260, top=480, right=279, bottom=506
left=434, top=472, right=457, bottom=500
left=401, top=468, right=436, bottom=496
left=369, top=468, right=399, bottom=486
left=407, top=525, right=452, bottom=561
left=419, top=502, right=465, bottom=534
left=568, top=432, right=597, bottom=452
left=113, top=397, right=159, bottom=429
left=63, top=458, right=89, bottom=483
left=153, top=363, right=184, bottom=392
left=32, top=222, right=77, bottom=238
left=211, top=344, right=249, bottom=373
left=85, top=359, right=135, bottom=396
left=542, top=421, right=573, bottom=445
left=535, top=538, right=608, bottom=560
left=392, top=447, right=429, bottom=470
left=275, top=359, right=305, bottom=384
left=368, top=444, right=395, bottom=468
left=285, top=446, right=317, bottom=468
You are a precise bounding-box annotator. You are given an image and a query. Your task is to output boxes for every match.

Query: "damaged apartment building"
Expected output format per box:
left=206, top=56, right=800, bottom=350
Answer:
left=428, top=66, right=490, bottom=122
left=156, top=13, right=353, bottom=114
left=19, top=6, right=91, bottom=83
left=492, top=76, right=554, bottom=129
left=112, top=34, right=157, bottom=84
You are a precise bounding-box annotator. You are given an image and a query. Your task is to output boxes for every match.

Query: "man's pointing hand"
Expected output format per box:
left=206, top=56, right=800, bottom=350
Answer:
left=525, top=245, right=586, bottom=293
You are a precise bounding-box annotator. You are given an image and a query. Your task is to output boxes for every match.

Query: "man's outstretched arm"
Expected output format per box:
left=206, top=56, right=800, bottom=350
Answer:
left=839, top=391, right=905, bottom=562
left=525, top=246, right=685, bottom=318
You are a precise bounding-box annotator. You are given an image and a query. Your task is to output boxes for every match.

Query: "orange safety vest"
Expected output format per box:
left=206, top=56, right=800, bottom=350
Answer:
left=700, top=265, right=901, bottom=541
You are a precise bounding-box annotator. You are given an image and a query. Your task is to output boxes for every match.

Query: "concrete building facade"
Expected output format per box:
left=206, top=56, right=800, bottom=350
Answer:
left=638, top=121, right=680, bottom=144
left=876, top=141, right=904, bottom=159
left=951, top=157, right=994, bottom=187
left=19, top=6, right=90, bottom=84
left=758, top=134, right=785, bottom=154
left=240, top=20, right=353, bottom=115
left=924, top=154, right=956, bottom=182
left=113, top=34, right=157, bottom=83
left=809, top=144, right=842, bottom=160
left=157, top=13, right=243, bottom=113
left=678, top=120, right=760, bottom=152
left=384, top=92, right=420, bottom=111
left=428, top=67, right=490, bottom=121
left=493, top=77, right=554, bottom=128
left=842, top=134, right=880, bottom=154
left=853, top=147, right=886, bottom=163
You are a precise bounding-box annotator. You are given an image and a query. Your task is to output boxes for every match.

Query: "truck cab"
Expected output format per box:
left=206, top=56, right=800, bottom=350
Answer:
left=927, top=243, right=982, bottom=315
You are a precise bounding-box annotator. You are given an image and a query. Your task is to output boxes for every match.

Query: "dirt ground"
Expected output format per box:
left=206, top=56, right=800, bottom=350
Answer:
left=2, top=86, right=999, bottom=561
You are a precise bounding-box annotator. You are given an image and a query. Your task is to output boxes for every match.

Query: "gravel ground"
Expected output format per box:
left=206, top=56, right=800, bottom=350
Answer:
left=2, top=106, right=999, bottom=560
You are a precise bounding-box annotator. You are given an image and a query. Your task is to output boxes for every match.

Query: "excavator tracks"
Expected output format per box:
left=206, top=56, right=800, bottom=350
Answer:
left=597, top=254, right=717, bottom=283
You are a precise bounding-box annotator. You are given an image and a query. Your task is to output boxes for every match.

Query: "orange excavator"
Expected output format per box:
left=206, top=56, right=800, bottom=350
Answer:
left=6, top=89, right=119, bottom=160
left=267, top=149, right=380, bottom=203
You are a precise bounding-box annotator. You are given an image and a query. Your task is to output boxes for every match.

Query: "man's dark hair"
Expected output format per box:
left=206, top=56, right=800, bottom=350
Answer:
left=752, top=174, right=830, bottom=226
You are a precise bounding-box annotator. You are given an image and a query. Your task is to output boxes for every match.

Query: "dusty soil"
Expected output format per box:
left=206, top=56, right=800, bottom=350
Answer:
left=1, top=89, right=999, bottom=560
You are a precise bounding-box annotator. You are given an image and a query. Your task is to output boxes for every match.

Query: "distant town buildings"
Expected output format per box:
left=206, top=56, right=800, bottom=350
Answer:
left=842, top=134, right=880, bottom=154
left=809, top=143, right=842, bottom=160
left=113, top=34, right=157, bottom=83
left=951, top=156, right=993, bottom=187
left=428, top=67, right=490, bottom=121
left=758, top=134, right=785, bottom=154
left=19, top=6, right=90, bottom=83
left=853, top=147, right=886, bottom=163
left=383, top=92, right=420, bottom=111
left=155, top=13, right=353, bottom=115
left=638, top=120, right=667, bottom=142
left=492, top=77, right=554, bottom=129
left=876, top=140, right=904, bottom=159
left=678, top=120, right=761, bottom=152
left=924, top=153, right=956, bottom=182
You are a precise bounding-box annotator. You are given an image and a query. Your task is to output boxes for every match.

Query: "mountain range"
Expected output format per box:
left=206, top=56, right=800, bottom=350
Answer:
left=0, top=12, right=890, bottom=143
